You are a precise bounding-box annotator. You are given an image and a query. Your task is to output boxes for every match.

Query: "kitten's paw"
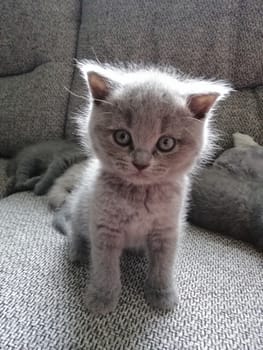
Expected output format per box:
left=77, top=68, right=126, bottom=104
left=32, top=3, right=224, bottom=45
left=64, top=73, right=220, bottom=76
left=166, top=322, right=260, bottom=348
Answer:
left=144, top=284, right=179, bottom=310
left=69, top=240, right=89, bottom=265
left=84, top=285, right=120, bottom=315
left=34, top=183, right=48, bottom=195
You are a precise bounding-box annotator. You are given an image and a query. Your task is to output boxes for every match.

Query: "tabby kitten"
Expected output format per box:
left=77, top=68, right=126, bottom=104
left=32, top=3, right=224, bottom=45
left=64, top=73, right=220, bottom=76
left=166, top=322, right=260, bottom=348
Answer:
left=55, top=61, right=231, bottom=314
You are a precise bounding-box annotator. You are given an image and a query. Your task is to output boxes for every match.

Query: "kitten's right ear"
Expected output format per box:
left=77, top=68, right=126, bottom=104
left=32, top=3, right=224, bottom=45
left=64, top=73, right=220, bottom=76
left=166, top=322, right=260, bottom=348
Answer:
left=87, top=72, right=113, bottom=102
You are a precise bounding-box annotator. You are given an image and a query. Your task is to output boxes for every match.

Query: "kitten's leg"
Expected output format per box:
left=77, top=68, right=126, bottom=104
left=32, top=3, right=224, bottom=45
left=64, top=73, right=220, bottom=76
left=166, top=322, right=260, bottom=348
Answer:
left=34, top=158, right=67, bottom=195
left=52, top=206, right=71, bottom=236
left=48, top=183, right=70, bottom=211
left=22, top=176, right=42, bottom=189
left=84, top=232, right=123, bottom=314
left=145, top=230, right=179, bottom=310
left=3, top=176, right=16, bottom=197
left=68, top=211, right=90, bottom=264
left=6, top=159, right=17, bottom=177
left=14, top=160, right=36, bottom=191
left=14, top=176, right=42, bottom=193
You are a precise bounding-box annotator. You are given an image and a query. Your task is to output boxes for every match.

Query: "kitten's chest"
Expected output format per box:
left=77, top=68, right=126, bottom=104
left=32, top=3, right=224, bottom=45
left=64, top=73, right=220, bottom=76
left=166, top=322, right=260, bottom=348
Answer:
left=120, top=185, right=179, bottom=249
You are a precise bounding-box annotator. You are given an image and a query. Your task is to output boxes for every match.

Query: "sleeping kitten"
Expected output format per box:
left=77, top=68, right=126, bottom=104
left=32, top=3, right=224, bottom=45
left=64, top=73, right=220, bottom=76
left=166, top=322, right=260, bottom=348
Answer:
left=189, top=134, right=263, bottom=249
left=5, top=140, right=86, bottom=197
left=54, top=61, right=231, bottom=314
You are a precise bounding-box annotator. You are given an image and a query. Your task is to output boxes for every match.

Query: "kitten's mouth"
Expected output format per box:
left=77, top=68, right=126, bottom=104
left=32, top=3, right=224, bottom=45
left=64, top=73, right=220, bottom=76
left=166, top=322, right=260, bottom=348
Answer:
left=134, top=170, right=148, bottom=177
left=130, top=170, right=151, bottom=182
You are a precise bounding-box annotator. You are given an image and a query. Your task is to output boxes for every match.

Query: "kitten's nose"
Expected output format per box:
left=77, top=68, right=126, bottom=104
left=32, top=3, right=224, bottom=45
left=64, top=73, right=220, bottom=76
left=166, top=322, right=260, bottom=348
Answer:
left=132, top=162, right=149, bottom=171
left=132, top=149, right=151, bottom=171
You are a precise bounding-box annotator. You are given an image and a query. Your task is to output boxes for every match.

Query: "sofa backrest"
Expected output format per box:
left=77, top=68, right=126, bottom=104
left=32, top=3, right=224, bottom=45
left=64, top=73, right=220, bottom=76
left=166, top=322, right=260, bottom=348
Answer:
left=0, top=0, right=81, bottom=157
left=67, top=0, right=263, bottom=152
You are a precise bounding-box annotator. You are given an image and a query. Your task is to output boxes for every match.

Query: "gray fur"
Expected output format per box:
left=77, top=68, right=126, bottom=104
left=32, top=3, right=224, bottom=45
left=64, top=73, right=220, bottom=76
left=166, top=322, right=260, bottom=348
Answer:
left=189, top=142, right=263, bottom=250
left=48, top=161, right=86, bottom=211
left=5, top=140, right=87, bottom=197
left=54, top=61, right=231, bottom=314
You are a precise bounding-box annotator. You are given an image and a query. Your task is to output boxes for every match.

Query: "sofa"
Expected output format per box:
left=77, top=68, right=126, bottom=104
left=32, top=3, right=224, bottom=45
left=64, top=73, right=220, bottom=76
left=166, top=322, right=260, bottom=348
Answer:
left=0, top=1, right=262, bottom=349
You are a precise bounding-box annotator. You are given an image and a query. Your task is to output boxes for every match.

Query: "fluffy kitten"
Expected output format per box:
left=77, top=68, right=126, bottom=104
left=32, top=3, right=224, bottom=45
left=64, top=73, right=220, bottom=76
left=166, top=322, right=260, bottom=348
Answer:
left=54, top=61, right=231, bottom=314
left=189, top=133, right=263, bottom=249
left=5, top=140, right=86, bottom=197
left=48, top=161, right=86, bottom=211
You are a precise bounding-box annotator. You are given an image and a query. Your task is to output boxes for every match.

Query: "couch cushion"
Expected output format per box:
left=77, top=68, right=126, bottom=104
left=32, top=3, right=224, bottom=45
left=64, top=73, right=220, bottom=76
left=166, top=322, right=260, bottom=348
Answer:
left=0, top=0, right=81, bottom=157
left=215, top=86, right=263, bottom=149
left=0, top=193, right=262, bottom=349
left=73, top=0, right=263, bottom=88
left=0, top=158, right=8, bottom=198
left=66, top=0, right=263, bottom=150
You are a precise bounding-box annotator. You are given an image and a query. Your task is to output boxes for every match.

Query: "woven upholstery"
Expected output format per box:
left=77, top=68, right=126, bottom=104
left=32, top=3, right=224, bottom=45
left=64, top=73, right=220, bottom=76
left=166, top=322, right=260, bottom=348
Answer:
left=0, top=191, right=262, bottom=349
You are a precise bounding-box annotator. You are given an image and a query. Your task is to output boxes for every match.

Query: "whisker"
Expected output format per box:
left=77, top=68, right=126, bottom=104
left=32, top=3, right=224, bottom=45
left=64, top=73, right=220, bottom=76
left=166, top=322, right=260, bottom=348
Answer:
left=115, top=158, right=127, bottom=162
left=101, top=112, right=113, bottom=116
left=93, top=98, right=114, bottom=106
left=64, top=86, right=89, bottom=101
left=115, top=162, right=128, bottom=167
left=91, top=47, right=102, bottom=64
left=64, top=87, right=114, bottom=108
left=185, top=116, right=203, bottom=125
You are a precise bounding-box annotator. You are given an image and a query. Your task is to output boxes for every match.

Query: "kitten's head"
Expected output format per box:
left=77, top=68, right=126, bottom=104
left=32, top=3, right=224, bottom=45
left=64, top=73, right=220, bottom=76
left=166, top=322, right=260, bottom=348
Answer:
left=79, top=61, right=231, bottom=185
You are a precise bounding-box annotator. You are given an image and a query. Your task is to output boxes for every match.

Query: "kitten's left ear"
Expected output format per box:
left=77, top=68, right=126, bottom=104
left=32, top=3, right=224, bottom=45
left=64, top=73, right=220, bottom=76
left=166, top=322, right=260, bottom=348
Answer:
left=187, top=93, right=220, bottom=120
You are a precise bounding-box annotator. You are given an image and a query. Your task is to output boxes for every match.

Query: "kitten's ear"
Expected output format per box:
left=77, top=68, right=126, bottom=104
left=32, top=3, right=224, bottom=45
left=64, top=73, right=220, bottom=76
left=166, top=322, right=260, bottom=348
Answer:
left=187, top=93, right=219, bottom=119
left=87, top=72, right=113, bottom=102
left=87, top=72, right=115, bottom=104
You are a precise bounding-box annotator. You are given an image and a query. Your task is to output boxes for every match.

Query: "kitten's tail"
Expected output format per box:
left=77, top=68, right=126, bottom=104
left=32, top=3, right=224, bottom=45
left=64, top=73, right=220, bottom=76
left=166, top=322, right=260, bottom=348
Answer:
left=52, top=206, right=70, bottom=235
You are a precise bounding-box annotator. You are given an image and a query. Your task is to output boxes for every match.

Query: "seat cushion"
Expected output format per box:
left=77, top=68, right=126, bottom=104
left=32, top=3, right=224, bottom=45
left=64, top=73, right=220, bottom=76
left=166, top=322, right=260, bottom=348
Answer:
left=0, top=192, right=262, bottom=349
left=0, top=0, right=81, bottom=157
left=0, top=158, right=8, bottom=198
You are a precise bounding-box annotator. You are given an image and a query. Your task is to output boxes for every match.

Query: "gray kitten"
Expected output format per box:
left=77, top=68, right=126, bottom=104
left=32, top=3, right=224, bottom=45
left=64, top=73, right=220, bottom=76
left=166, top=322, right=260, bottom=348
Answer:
left=48, top=161, right=86, bottom=210
left=5, top=140, right=86, bottom=196
left=54, top=61, right=231, bottom=314
left=189, top=134, right=263, bottom=249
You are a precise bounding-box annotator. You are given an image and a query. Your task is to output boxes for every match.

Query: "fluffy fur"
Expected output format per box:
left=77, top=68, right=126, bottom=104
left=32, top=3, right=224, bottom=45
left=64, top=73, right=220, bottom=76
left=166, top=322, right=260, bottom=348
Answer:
left=189, top=133, right=263, bottom=250
left=54, top=60, right=231, bottom=314
left=5, top=140, right=86, bottom=197
left=48, top=161, right=86, bottom=211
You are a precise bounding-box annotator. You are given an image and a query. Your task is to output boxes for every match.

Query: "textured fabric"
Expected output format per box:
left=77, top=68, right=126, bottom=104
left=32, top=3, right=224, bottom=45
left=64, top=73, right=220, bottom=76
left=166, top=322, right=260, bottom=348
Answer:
left=0, top=63, right=74, bottom=157
left=0, top=192, right=262, bottom=349
left=66, top=0, right=263, bottom=150
left=71, top=0, right=263, bottom=87
left=0, top=0, right=81, bottom=157
left=214, top=86, right=263, bottom=150
left=0, top=158, right=8, bottom=197
left=0, top=0, right=80, bottom=76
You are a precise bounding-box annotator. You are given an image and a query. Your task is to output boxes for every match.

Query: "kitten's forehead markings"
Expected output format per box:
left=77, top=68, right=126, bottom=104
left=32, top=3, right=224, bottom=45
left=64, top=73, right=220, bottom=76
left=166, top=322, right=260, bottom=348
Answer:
left=161, top=115, right=171, bottom=134
left=123, top=109, right=133, bottom=128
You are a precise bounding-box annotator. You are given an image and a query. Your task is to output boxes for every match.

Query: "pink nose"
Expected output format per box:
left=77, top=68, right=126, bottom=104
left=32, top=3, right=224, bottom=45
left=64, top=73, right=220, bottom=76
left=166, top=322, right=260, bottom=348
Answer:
left=132, top=162, right=149, bottom=170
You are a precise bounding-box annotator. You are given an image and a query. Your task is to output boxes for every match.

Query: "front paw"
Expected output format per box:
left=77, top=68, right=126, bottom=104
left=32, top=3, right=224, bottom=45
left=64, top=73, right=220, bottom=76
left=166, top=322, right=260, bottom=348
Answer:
left=34, top=183, right=48, bottom=195
left=84, top=285, right=120, bottom=315
left=144, top=283, right=179, bottom=310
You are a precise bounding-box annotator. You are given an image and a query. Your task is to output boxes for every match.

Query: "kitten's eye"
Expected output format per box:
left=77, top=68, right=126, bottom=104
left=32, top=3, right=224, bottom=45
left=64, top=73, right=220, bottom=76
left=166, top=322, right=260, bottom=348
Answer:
left=113, top=129, right=132, bottom=146
left=157, top=136, right=176, bottom=152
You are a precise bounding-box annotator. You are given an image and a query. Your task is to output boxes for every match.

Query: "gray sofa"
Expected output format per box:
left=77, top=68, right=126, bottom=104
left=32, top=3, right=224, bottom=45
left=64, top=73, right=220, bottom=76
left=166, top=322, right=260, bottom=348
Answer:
left=0, top=1, right=262, bottom=349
